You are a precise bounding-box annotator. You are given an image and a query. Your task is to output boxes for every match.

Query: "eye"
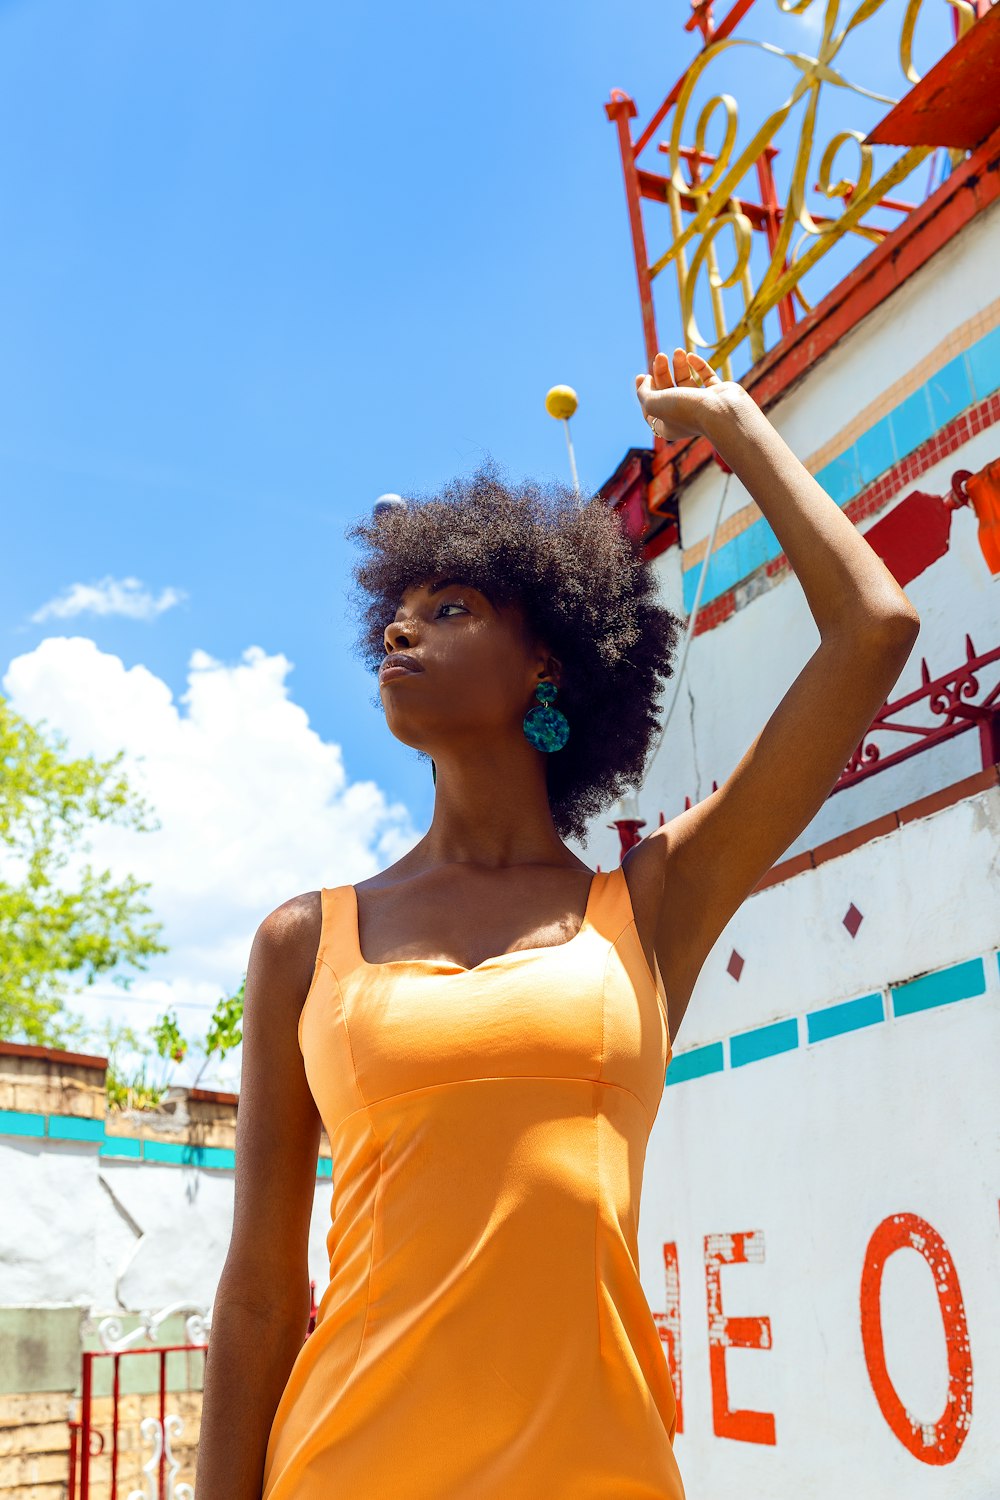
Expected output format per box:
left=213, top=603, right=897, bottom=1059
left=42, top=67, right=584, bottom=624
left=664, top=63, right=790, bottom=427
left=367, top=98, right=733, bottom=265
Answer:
left=436, top=601, right=467, bottom=616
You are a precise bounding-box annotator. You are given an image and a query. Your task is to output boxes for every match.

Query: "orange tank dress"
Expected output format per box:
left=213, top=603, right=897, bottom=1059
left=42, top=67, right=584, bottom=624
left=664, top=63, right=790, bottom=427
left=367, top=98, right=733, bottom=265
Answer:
left=261, top=865, right=685, bottom=1498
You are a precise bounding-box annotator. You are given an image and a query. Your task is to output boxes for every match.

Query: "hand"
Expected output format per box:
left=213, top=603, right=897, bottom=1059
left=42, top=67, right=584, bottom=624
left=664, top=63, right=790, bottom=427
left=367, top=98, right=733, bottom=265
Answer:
left=635, top=347, right=732, bottom=442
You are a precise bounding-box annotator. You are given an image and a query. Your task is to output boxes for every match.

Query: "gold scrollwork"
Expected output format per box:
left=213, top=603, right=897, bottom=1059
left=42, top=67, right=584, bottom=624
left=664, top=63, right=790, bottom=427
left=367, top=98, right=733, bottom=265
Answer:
left=671, top=93, right=740, bottom=201
left=680, top=209, right=760, bottom=377
left=900, top=0, right=976, bottom=83
left=816, top=128, right=873, bottom=202
left=645, top=0, right=941, bottom=371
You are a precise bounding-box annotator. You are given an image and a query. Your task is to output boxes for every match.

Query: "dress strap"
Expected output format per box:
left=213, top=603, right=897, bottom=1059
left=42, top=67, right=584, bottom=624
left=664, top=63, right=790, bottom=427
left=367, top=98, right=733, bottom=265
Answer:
left=316, top=885, right=362, bottom=983
left=583, top=865, right=632, bottom=944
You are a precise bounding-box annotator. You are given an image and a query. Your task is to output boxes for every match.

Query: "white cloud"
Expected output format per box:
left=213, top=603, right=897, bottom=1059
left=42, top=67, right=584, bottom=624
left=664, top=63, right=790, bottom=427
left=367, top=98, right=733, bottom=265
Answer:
left=30, top=576, right=186, bottom=623
left=2, top=637, right=418, bottom=1088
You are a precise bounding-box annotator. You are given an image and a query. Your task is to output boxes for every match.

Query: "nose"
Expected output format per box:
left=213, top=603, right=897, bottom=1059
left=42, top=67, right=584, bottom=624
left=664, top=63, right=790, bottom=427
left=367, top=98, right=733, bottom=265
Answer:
left=384, top=619, right=414, bottom=654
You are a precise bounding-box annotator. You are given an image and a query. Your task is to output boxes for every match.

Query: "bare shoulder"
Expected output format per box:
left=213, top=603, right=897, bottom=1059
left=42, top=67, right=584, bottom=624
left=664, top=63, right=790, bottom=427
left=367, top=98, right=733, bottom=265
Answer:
left=242, top=887, right=325, bottom=1072
left=253, top=890, right=323, bottom=976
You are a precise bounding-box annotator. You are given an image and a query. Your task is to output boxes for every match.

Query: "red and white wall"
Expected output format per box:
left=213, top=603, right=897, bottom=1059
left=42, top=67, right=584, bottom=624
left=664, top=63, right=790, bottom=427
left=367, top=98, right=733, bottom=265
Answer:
left=579, top=167, right=1000, bottom=1498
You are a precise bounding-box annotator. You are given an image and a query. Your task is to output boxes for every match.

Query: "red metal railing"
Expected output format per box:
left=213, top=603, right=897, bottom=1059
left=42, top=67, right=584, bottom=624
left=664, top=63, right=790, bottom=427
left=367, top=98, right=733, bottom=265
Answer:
left=69, top=1282, right=319, bottom=1498
left=611, top=634, right=1000, bottom=854
left=68, top=1343, right=207, bottom=1500
left=837, top=634, right=1000, bottom=788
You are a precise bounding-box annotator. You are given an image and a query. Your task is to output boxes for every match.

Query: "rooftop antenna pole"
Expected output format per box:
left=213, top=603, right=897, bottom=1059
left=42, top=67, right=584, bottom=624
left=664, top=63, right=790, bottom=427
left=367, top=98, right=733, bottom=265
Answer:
left=545, top=385, right=580, bottom=496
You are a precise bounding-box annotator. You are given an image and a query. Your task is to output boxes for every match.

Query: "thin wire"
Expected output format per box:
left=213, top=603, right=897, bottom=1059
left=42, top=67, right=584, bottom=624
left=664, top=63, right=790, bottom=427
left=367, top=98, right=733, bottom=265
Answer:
left=638, top=467, right=733, bottom=793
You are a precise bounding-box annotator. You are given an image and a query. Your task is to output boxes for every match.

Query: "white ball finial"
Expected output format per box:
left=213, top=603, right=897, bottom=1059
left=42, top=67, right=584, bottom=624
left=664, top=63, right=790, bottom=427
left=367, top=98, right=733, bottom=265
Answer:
left=373, top=493, right=407, bottom=516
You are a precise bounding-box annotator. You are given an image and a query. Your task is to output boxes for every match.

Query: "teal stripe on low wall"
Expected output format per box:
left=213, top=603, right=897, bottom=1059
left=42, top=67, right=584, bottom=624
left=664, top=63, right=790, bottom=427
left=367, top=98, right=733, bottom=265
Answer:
left=100, top=1136, right=142, bottom=1158
left=730, top=1017, right=799, bottom=1068
left=682, top=320, right=1000, bottom=613
left=807, top=991, right=884, bottom=1043
left=0, top=1109, right=45, bottom=1137
left=0, top=1113, right=336, bottom=1178
left=665, top=1041, right=725, bottom=1085
left=48, top=1116, right=105, bottom=1142
left=143, top=1140, right=238, bottom=1170
left=891, top=955, right=986, bottom=1017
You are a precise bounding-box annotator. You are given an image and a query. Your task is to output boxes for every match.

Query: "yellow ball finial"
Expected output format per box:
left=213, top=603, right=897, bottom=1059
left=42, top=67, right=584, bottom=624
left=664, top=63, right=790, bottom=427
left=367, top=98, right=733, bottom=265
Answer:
left=545, top=385, right=578, bottom=421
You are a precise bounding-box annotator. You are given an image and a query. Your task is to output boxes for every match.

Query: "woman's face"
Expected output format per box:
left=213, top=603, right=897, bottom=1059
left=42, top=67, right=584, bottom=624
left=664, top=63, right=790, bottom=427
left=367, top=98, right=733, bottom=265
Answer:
left=379, top=575, right=554, bottom=755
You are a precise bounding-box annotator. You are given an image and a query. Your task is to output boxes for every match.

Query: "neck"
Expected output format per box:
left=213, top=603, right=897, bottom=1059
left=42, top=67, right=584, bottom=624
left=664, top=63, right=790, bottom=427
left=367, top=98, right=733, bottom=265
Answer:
left=412, top=736, right=576, bottom=869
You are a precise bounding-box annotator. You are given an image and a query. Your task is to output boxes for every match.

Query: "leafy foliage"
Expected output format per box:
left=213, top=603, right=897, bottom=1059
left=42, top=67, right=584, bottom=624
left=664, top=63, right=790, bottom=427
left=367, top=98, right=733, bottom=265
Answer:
left=0, top=693, right=167, bottom=1043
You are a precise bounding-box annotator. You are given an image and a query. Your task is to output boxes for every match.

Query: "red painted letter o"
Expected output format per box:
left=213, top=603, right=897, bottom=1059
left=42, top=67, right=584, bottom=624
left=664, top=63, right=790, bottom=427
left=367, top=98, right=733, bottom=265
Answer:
left=860, top=1212, right=972, bottom=1464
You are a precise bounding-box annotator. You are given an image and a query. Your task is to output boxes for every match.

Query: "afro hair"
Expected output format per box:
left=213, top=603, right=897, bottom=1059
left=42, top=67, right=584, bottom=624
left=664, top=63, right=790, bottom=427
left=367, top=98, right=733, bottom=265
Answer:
left=344, top=458, right=685, bottom=847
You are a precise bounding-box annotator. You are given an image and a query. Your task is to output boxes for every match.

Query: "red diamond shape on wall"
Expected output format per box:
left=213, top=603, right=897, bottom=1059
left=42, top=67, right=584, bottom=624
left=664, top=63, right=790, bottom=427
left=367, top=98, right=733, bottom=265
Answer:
left=843, top=903, right=863, bottom=938
left=726, top=949, right=744, bottom=981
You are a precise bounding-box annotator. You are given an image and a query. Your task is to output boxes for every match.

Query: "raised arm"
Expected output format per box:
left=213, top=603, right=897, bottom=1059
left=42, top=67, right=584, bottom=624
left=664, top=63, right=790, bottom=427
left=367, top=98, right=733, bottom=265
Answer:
left=629, top=349, right=920, bottom=1039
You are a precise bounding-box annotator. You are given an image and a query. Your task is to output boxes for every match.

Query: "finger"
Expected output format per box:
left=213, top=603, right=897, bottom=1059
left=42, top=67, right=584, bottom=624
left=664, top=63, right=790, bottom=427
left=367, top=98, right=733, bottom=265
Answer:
left=673, top=347, right=696, bottom=386
left=688, top=352, right=722, bottom=386
left=652, top=351, right=675, bottom=391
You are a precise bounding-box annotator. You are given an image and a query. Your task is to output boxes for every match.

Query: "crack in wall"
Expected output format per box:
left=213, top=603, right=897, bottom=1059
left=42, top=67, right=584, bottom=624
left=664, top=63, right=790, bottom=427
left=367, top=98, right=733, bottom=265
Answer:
left=685, top=676, right=701, bottom=802
left=99, top=1172, right=147, bottom=1309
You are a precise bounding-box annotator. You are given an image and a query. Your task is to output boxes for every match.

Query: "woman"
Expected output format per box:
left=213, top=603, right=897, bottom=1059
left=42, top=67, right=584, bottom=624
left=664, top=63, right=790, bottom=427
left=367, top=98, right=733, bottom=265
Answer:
left=195, top=350, right=919, bottom=1498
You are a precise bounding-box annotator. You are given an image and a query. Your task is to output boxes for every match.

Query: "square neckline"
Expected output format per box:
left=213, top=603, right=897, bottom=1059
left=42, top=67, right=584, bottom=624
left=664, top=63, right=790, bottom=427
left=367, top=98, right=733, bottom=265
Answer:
left=348, top=867, right=609, bottom=975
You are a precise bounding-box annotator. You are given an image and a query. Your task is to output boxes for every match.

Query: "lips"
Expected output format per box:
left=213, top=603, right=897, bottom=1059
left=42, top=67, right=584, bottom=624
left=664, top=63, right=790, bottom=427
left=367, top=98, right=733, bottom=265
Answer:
left=379, top=652, right=423, bottom=680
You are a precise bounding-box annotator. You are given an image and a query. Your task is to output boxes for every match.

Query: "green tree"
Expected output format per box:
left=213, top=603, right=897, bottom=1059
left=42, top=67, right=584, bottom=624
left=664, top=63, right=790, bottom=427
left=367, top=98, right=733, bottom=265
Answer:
left=0, top=693, right=167, bottom=1045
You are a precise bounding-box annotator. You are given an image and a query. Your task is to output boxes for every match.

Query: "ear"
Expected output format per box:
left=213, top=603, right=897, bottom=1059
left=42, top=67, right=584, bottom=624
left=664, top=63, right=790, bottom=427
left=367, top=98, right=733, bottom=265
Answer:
left=541, top=651, right=563, bottom=689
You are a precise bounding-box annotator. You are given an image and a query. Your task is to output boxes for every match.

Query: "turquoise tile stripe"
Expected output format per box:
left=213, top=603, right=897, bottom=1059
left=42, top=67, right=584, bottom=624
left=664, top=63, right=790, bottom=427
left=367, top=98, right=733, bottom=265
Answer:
left=101, top=1136, right=142, bottom=1158
left=891, top=955, right=986, bottom=1017
left=0, top=1109, right=45, bottom=1137
left=664, top=952, right=994, bottom=1085
left=0, top=1109, right=334, bottom=1178
left=143, top=1140, right=239, bottom=1170
left=682, top=319, right=1000, bottom=613
left=48, top=1116, right=105, bottom=1142
left=665, top=1041, right=724, bottom=1086
left=730, top=1017, right=799, bottom=1068
left=807, top=991, right=884, bottom=1043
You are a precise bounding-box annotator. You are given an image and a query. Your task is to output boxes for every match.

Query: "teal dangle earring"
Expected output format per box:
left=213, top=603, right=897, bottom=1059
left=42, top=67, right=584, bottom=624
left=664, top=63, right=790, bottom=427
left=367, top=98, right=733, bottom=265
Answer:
left=522, top=680, right=570, bottom=752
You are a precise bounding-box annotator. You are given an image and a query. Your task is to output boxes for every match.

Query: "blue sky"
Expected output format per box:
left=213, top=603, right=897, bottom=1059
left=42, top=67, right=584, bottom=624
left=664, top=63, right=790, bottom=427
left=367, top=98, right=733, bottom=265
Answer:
left=0, top=0, right=951, bottom=1076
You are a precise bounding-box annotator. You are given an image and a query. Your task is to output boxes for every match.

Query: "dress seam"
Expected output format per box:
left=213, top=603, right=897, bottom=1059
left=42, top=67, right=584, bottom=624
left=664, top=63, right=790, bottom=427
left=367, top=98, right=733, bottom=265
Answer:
left=328, top=959, right=380, bottom=1386
left=323, top=1070, right=654, bottom=1135
left=595, top=931, right=612, bottom=1358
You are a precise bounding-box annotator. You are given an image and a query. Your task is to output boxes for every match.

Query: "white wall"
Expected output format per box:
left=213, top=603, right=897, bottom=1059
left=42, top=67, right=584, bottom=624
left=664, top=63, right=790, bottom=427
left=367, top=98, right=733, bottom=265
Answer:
left=3, top=1136, right=333, bottom=1320
left=639, top=780, right=1000, bottom=1498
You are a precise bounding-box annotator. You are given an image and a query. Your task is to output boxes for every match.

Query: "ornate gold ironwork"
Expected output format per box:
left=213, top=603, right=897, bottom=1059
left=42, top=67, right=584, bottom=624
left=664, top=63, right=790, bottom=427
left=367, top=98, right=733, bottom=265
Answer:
left=612, top=0, right=978, bottom=378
